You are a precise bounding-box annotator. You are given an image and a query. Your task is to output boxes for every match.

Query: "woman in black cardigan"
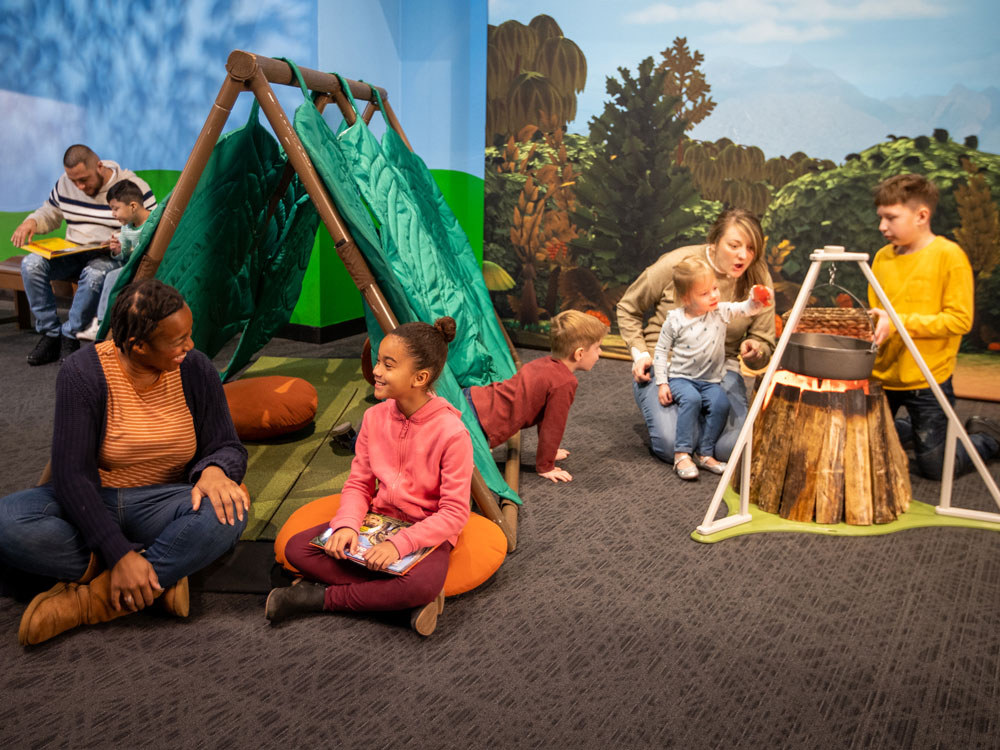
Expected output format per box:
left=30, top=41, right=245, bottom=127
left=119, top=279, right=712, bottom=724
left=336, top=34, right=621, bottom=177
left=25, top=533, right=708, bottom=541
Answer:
left=0, top=279, right=248, bottom=645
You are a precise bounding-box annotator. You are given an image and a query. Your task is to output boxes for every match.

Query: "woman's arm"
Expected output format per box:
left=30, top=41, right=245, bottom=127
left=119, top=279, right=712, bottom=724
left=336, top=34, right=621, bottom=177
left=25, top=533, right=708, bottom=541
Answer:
left=51, top=352, right=138, bottom=569
left=183, top=351, right=247, bottom=484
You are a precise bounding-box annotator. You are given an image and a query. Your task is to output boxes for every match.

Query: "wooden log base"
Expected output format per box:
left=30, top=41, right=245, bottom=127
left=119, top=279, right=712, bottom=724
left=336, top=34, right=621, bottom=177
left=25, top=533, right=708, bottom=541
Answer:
left=747, top=374, right=910, bottom=525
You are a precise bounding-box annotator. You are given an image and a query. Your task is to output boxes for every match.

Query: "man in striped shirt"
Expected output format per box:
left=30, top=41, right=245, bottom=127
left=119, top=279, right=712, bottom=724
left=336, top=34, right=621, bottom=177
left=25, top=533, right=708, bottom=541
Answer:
left=10, top=144, right=156, bottom=365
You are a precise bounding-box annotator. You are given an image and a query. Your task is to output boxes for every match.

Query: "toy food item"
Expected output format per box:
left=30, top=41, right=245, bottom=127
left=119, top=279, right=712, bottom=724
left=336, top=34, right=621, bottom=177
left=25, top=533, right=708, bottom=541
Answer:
left=751, top=284, right=773, bottom=306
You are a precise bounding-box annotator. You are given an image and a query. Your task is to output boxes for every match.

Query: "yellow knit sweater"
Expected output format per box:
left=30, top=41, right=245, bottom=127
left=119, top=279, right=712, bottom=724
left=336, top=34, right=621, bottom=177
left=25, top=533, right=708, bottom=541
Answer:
left=868, top=236, right=974, bottom=390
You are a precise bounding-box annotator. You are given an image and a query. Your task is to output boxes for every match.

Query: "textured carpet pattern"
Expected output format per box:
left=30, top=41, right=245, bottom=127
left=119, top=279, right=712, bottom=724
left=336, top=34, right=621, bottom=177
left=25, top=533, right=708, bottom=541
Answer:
left=2, top=297, right=1000, bottom=748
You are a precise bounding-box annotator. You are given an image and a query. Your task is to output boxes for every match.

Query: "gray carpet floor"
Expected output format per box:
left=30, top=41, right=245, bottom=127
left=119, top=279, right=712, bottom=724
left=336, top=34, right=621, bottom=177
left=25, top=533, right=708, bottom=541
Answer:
left=1, top=293, right=1000, bottom=749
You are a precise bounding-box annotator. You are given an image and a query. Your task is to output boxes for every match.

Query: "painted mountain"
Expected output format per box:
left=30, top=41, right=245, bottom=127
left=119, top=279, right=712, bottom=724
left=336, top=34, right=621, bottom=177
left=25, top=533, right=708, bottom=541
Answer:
left=690, top=56, right=1000, bottom=161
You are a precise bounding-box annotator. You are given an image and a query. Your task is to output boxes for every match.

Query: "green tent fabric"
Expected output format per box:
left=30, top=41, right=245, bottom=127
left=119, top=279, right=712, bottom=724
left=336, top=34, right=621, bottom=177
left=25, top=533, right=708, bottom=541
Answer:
left=329, top=73, right=515, bottom=388
left=284, top=61, right=520, bottom=505
left=98, top=102, right=320, bottom=381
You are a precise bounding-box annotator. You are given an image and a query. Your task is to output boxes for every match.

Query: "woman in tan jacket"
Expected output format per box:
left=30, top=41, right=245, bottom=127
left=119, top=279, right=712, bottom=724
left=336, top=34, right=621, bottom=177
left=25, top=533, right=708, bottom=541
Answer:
left=616, top=209, right=776, bottom=466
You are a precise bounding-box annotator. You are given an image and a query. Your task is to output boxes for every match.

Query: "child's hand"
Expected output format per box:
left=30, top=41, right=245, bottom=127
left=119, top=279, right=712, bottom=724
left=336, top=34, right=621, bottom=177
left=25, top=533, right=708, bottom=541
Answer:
left=109, top=233, right=121, bottom=256
left=325, top=527, right=359, bottom=559
left=363, top=541, right=401, bottom=571
left=555, top=448, right=570, bottom=461
left=658, top=383, right=673, bottom=406
left=539, top=466, right=573, bottom=483
left=869, top=308, right=894, bottom=345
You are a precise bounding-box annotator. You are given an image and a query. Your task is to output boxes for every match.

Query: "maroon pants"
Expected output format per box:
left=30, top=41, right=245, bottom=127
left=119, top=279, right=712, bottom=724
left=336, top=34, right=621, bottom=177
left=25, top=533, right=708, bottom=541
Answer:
left=284, top=523, right=451, bottom=612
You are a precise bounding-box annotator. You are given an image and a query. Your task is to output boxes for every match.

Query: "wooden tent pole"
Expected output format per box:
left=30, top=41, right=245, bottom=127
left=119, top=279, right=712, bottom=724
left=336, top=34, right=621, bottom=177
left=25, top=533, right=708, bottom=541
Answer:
left=244, top=68, right=399, bottom=334
left=136, top=74, right=243, bottom=280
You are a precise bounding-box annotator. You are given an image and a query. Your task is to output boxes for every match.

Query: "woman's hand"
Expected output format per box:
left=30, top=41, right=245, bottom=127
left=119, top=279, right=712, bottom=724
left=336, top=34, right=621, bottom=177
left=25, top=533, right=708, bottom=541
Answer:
left=555, top=448, right=570, bottom=461
left=110, top=550, right=161, bottom=612
left=869, top=308, right=894, bottom=345
left=632, top=354, right=652, bottom=384
left=325, top=527, right=359, bottom=559
left=191, top=465, right=250, bottom=525
left=658, top=382, right=673, bottom=406
left=740, top=338, right=765, bottom=368
left=363, top=541, right=400, bottom=571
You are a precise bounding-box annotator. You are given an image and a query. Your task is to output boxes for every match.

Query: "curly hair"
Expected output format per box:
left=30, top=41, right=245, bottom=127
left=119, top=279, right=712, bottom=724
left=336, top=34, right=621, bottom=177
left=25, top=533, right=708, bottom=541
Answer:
left=110, top=278, right=186, bottom=355
left=389, top=317, right=456, bottom=388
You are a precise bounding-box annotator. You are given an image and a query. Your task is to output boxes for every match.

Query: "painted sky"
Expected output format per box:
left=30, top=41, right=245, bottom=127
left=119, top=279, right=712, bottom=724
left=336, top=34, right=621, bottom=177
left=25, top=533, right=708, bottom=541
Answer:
left=489, top=0, right=1000, bottom=132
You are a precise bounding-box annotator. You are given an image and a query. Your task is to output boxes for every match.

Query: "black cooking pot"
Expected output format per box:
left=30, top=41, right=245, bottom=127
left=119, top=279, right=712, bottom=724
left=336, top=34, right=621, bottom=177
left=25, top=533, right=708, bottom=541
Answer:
left=780, top=332, right=877, bottom=380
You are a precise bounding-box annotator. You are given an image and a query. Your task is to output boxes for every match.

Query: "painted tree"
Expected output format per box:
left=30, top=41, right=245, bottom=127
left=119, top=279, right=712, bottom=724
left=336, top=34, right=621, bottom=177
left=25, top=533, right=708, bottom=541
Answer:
left=487, top=15, right=587, bottom=141
left=657, top=36, right=715, bottom=132
left=572, top=56, right=699, bottom=283
left=955, top=158, right=1000, bottom=278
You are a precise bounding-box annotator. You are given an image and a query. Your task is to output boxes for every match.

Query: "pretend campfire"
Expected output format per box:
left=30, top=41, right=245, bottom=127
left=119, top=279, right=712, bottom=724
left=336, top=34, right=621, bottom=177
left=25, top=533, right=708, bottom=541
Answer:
left=695, top=246, right=1000, bottom=540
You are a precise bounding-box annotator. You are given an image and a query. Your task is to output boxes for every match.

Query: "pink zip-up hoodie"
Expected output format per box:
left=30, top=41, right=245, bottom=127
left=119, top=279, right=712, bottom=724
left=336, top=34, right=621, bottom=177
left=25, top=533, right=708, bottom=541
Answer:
left=330, top=395, right=472, bottom=558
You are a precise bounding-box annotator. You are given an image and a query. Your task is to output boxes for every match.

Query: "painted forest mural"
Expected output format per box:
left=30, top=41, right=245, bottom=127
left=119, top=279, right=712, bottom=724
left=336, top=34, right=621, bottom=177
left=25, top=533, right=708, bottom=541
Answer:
left=484, top=13, right=1000, bottom=354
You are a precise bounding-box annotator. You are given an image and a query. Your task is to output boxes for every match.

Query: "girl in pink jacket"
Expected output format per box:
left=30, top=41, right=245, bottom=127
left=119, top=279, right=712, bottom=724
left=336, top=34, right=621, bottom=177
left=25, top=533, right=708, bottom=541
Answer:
left=266, top=317, right=472, bottom=636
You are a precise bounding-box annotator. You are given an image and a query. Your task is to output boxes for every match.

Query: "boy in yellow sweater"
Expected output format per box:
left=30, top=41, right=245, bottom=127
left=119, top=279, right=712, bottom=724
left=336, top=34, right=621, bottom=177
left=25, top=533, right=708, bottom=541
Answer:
left=868, top=174, right=999, bottom=479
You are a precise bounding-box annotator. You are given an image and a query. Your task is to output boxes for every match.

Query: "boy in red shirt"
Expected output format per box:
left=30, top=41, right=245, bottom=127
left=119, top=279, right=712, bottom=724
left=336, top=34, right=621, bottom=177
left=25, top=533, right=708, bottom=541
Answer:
left=465, top=310, right=607, bottom=483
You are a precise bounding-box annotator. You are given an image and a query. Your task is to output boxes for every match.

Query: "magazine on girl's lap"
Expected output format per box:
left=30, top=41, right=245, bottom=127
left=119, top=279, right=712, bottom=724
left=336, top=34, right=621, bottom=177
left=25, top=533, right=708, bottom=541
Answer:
left=310, top=512, right=436, bottom=576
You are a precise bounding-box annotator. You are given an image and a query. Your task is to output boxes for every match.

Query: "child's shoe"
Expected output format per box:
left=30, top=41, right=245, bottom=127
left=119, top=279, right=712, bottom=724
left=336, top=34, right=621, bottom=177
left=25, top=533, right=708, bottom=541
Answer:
left=410, top=590, right=445, bottom=636
left=265, top=581, right=325, bottom=625
left=76, top=317, right=100, bottom=341
left=673, top=453, right=699, bottom=481
left=694, top=454, right=727, bottom=475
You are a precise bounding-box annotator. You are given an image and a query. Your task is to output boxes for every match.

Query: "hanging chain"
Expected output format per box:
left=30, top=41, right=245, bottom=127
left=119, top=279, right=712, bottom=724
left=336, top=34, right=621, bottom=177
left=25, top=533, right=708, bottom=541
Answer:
left=828, top=263, right=837, bottom=286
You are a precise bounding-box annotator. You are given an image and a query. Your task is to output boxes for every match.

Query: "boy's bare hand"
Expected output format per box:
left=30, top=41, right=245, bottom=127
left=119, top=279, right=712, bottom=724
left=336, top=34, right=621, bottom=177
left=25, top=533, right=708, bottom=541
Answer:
left=869, top=308, right=894, bottom=345
left=658, top=383, right=673, bottom=406
left=555, top=448, right=570, bottom=460
left=539, top=467, right=573, bottom=483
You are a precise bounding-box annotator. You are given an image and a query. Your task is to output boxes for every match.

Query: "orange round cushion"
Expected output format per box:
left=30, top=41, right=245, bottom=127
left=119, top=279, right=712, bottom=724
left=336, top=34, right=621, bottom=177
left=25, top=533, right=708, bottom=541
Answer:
left=224, top=376, right=318, bottom=440
left=273, top=494, right=506, bottom=597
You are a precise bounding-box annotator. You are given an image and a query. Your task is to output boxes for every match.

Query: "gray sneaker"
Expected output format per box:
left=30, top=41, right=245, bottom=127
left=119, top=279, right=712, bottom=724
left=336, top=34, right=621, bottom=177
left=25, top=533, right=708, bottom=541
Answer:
left=966, top=416, right=1000, bottom=444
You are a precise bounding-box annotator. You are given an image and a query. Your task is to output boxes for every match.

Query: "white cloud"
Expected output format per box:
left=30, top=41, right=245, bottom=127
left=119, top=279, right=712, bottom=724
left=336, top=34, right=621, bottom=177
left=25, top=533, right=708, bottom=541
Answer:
left=711, top=20, right=840, bottom=44
left=624, top=0, right=948, bottom=26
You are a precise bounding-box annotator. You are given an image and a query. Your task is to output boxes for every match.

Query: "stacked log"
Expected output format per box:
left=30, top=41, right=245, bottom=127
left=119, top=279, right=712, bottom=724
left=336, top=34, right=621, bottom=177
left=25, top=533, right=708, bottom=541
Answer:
left=748, top=376, right=910, bottom=525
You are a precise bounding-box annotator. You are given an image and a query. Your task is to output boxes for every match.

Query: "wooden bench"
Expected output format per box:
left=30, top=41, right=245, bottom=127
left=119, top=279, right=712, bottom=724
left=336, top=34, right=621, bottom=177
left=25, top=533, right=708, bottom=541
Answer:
left=0, top=255, right=78, bottom=329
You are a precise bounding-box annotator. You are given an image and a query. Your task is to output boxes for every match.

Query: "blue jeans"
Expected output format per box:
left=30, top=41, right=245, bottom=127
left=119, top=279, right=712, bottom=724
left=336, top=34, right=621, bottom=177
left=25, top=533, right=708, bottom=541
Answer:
left=634, top=366, right=748, bottom=463
left=0, top=483, right=246, bottom=588
left=668, top=377, right=730, bottom=456
left=96, top=265, right=124, bottom=323
left=20, top=251, right=121, bottom=337
left=886, top=378, right=999, bottom=480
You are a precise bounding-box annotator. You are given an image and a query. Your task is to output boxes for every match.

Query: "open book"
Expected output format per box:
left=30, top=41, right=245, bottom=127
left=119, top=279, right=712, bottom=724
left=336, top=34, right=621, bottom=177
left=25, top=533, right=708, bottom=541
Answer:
left=310, top=511, right=437, bottom=576
left=22, top=237, right=109, bottom=259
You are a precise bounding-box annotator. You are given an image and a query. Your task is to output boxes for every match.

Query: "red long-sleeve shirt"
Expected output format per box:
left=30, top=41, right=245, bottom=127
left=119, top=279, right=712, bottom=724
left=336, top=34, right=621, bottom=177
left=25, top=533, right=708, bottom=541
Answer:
left=468, top=357, right=578, bottom=473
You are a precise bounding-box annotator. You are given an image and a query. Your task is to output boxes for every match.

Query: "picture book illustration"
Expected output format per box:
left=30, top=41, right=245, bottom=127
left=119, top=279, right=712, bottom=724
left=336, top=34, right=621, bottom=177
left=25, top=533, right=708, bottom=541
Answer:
left=310, top=512, right=436, bottom=576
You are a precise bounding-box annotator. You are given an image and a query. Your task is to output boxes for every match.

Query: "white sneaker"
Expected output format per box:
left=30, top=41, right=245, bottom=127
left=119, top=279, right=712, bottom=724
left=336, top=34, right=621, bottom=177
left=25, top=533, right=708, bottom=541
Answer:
left=76, top=317, right=101, bottom=341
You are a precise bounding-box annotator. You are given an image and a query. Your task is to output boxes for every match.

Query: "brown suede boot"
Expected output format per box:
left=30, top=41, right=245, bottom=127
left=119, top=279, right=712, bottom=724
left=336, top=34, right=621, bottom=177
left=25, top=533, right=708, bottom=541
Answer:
left=77, top=553, right=101, bottom=584
left=18, top=571, right=135, bottom=646
left=409, top=590, right=445, bottom=637
left=158, top=577, right=190, bottom=618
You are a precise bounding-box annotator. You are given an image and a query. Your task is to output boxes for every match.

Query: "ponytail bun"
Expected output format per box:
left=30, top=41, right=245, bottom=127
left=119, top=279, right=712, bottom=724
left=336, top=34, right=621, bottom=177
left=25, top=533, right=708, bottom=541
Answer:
left=433, top=316, right=457, bottom=344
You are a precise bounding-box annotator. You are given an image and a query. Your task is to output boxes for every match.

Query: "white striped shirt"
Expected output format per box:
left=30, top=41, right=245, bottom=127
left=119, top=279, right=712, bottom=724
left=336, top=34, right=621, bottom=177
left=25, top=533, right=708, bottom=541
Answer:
left=28, top=160, right=156, bottom=245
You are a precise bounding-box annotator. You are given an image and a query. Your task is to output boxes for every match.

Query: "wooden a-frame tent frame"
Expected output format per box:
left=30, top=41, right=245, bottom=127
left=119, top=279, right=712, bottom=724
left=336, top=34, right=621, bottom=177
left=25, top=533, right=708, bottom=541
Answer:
left=132, top=50, right=522, bottom=552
